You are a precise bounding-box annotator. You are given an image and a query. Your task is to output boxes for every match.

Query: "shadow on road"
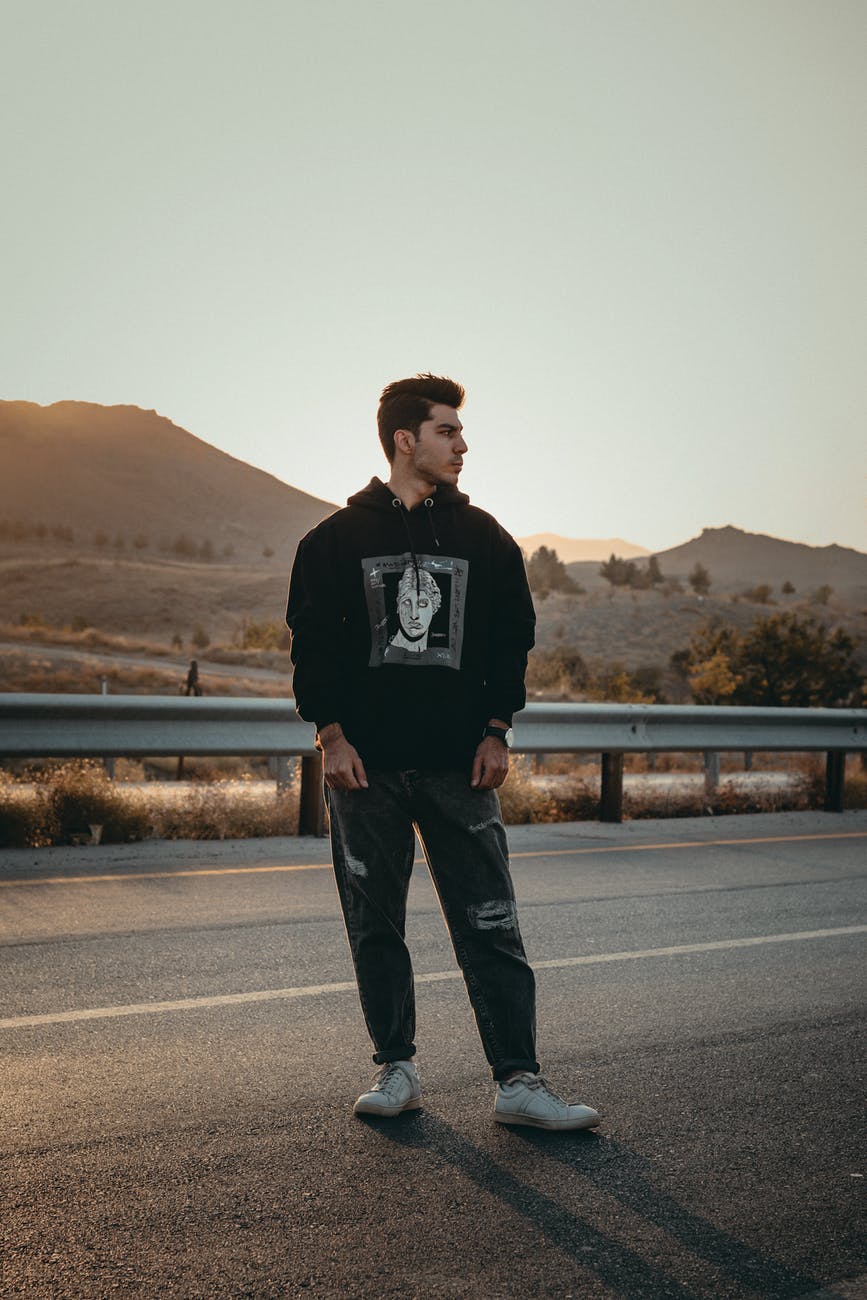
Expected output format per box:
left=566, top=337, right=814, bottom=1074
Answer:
left=361, top=1111, right=836, bottom=1299
left=511, top=1127, right=838, bottom=1299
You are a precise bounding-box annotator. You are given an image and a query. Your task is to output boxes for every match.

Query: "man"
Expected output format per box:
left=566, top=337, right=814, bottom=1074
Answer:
left=286, top=374, right=599, bottom=1131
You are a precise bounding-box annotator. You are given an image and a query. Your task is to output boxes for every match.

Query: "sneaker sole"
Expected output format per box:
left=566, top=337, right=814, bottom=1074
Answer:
left=353, top=1097, right=422, bottom=1118
left=494, top=1110, right=600, bottom=1131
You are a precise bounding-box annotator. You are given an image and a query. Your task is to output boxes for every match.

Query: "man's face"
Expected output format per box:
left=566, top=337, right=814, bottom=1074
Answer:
left=408, top=403, right=467, bottom=487
left=398, top=589, right=434, bottom=639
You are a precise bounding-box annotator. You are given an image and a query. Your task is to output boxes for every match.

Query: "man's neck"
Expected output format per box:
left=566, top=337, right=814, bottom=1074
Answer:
left=385, top=470, right=437, bottom=512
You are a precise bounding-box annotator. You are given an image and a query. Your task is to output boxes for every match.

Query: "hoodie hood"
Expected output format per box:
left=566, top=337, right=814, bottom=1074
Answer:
left=346, top=477, right=469, bottom=591
left=347, top=477, right=470, bottom=511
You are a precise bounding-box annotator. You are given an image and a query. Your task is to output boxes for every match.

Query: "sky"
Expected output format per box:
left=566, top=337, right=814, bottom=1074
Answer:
left=1, top=0, right=865, bottom=554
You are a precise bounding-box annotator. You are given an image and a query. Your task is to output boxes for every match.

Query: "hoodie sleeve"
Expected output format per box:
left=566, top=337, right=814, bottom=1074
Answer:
left=483, top=527, right=536, bottom=724
left=285, top=528, right=346, bottom=729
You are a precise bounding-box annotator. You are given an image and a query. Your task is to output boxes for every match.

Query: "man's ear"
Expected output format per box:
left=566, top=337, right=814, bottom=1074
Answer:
left=393, top=427, right=415, bottom=457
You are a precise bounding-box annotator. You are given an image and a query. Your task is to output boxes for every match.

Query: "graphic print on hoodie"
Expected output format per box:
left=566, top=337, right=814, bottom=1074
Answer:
left=364, top=552, right=468, bottom=668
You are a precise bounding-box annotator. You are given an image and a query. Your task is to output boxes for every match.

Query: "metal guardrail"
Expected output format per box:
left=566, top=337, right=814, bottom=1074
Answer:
left=0, top=694, right=864, bottom=830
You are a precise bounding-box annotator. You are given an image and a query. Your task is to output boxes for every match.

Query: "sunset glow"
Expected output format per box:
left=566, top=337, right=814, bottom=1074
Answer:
left=1, top=1, right=864, bottom=553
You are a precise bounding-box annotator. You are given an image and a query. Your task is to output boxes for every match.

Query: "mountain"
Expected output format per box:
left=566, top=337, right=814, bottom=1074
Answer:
left=517, top=533, right=649, bottom=563
left=0, top=401, right=336, bottom=563
left=563, top=524, right=867, bottom=599
left=654, top=526, right=867, bottom=597
left=0, top=401, right=338, bottom=643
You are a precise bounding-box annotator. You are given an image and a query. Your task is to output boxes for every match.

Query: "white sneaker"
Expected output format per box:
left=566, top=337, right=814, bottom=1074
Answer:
left=353, top=1061, right=421, bottom=1117
left=494, top=1072, right=600, bottom=1131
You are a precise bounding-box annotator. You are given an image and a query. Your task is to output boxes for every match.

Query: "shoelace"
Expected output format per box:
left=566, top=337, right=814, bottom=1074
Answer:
left=510, top=1073, right=568, bottom=1104
left=373, top=1063, right=407, bottom=1093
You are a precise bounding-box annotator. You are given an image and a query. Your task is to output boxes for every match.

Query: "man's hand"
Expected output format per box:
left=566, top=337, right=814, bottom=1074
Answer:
left=318, top=724, right=369, bottom=791
left=470, top=737, right=509, bottom=790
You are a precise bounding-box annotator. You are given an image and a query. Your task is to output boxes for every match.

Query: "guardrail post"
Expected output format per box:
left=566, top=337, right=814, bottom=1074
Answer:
left=824, top=752, right=845, bottom=812
left=299, top=753, right=326, bottom=836
left=600, top=753, right=623, bottom=823
left=704, top=751, right=720, bottom=795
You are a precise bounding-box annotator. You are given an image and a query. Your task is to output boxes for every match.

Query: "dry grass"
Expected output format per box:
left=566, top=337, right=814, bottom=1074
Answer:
left=0, top=762, right=300, bottom=847
left=1, top=754, right=863, bottom=850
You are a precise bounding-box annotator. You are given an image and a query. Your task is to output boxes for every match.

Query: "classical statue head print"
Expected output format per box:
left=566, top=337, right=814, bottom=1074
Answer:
left=389, top=564, right=442, bottom=653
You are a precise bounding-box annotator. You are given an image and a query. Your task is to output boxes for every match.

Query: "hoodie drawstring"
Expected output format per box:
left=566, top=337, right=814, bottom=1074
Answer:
left=424, top=498, right=440, bottom=548
left=392, top=497, right=442, bottom=596
left=393, top=498, right=421, bottom=596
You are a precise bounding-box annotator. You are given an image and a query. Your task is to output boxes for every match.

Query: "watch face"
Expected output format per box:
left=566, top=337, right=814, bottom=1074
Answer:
left=505, top=727, right=514, bottom=749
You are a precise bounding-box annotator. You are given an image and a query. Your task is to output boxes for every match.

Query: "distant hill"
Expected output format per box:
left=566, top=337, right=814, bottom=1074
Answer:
left=0, top=401, right=336, bottom=564
left=517, top=533, right=649, bottom=563
left=655, top=526, right=867, bottom=597
left=566, top=525, right=867, bottom=600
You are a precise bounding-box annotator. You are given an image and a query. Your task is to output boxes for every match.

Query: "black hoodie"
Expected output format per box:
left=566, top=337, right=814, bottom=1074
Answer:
left=286, top=477, right=536, bottom=771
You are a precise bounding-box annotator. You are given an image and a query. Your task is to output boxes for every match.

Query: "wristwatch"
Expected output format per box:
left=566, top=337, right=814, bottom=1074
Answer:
left=483, top=724, right=514, bottom=748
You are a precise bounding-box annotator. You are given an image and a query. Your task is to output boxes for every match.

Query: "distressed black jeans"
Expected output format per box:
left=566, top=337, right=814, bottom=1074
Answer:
left=326, top=770, right=539, bottom=1081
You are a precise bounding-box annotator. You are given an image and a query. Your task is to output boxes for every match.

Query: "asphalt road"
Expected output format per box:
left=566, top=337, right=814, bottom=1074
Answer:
left=2, top=810, right=865, bottom=1299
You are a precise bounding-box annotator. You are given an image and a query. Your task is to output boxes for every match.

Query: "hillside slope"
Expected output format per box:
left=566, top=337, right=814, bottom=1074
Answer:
left=0, top=401, right=336, bottom=565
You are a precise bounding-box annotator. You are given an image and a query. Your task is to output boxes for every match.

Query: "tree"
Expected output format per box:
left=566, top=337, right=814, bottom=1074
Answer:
left=735, top=613, right=862, bottom=707
left=601, top=553, right=663, bottom=590
left=591, top=664, right=666, bottom=703
left=681, top=612, right=863, bottom=707
left=600, top=554, right=638, bottom=587
left=781, top=580, right=796, bottom=595
left=688, top=562, right=711, bottom=595
left=647, top=555, right=664, bottom=586
left=688, top=650, right=741, bottom=703
left=526, top=546, right=579, bottom=598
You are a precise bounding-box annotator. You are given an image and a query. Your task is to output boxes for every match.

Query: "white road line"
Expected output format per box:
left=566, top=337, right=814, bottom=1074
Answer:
left=2, top=925, right=865, bottom=1032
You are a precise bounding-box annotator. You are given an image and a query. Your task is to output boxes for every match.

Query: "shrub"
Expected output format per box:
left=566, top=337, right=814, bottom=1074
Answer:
left=43, top=761, right=150, bottom=844
left=742, top=584, right=775, bottom=605
left=172, top=534, right=198, bottom=559
left=192, top=624, right=211, bottom=649
left=0, top=775, right=52, bottom=847
left=241, top=619, right=286, bottom=651
left=688, top=563, right=711, bottom=595
left=147, top=782, right=298, bottom=840
left=526, top=645, right=588, bottom=696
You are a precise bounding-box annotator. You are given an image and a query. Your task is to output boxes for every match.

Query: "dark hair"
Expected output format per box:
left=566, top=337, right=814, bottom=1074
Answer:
left=377, top=373, right=465, bottom=462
